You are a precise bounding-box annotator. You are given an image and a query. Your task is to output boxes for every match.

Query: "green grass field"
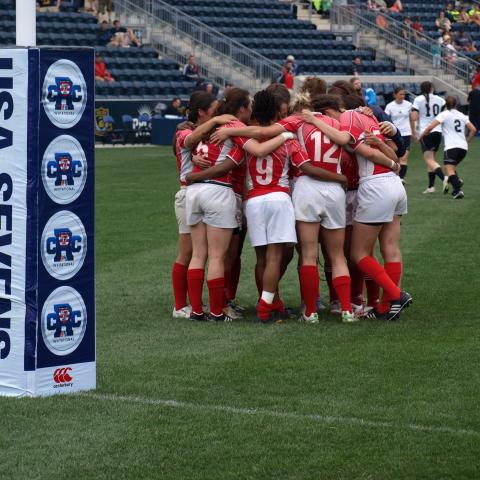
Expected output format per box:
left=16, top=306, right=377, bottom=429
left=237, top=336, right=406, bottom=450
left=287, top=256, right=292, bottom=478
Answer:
left=2, top=142, right=480, bottom=479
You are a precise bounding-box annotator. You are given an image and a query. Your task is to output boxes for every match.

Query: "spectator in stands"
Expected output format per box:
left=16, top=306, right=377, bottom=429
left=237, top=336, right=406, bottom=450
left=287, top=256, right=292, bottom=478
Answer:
left=84, top=0, right=97, bottom=14
left=402, top=17, right=413, bottom=41
left=349, top=56, right=362, bottom=76
left=411, top=16, right=424, bottom=39
left=217, top=82, right=233, bottom=102
left=97, top=20, right=113, bottom=46
left=286, top=55, right=300, bottom=75
left=458, top=7, right=471, bottom=24
left=37, top=0, right=61, bottom=12
left=468, top=85, right=480, bottom=131
left=455, top=29, right=476, bottom=52
left=432, top=36, right=442, bottom=68
left=446, top=3, right=460, bottom=22
left=436, top=11, right=452, bottom=33
left=183, top=55, right=201, bottom=83
left=443, top=37, right=458, bottom=65
left=95, top=53, right=114, bottom=82
left=277, top=62, right=294, bottom=90
left=109, top=20, right=141, bottom=48
left=164, top=98, right=184, bottom=117
left=97, top=0, right=114, bottom=23
left=468, top=4, right=480, bottom=26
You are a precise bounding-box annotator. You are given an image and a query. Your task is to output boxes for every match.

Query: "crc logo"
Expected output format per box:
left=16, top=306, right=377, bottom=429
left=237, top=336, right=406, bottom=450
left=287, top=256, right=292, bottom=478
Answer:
left=53, top=367, right=73, bottom=386
left=41, top=286, right=87, bottom=356
left=42, top=135, right=87, bottom=204
left=41, top=211, right=87, bottom=280
left=43, top=59, right=87, bottom=128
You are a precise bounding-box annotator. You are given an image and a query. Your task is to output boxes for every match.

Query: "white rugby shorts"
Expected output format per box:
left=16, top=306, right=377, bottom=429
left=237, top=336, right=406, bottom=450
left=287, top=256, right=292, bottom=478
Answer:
left=355, top=173, right=407, bottom=224
left=186, top=183, right=237, bottom=229
left=292, top=175, right=346, bottom=229
left=174, top=187, right=190, bottom=234
left=245, top=191, right=297, bottom=247
left=345, top=189, right=358, bottom=227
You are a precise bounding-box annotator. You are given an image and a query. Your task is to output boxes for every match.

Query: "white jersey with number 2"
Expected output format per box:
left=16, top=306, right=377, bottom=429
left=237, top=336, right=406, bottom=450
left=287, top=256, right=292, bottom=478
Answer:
left=435, top=109, right=470, bottom=151
left=412, top=94, right=446, bottom=133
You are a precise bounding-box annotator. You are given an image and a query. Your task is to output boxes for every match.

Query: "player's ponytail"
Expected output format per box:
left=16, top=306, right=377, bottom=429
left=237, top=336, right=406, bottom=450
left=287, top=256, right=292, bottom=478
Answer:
left=252, top=90, right=277, bottom=126
left=216, top=88, right=250, bottom=117
left=420, top=81, right=433, bottom=105
left=445, top=95, right=457, bottom=110
left=187, top=91, right=216, bottom=124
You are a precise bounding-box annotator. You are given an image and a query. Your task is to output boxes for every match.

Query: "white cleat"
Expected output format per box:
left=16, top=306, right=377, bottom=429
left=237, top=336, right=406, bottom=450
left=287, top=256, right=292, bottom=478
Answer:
left=172, top=305, right=192, bottom=318
left=342, top=310, right=359, bottom=323
left=223, top=305, right=242, bottom=320
left=443, top=177, right=449, bottom=194
left=329, top=300, right=341, bottom=315
left=299, top=312, right=319, bottom=324
left=423, top=187, right=435, bottom=194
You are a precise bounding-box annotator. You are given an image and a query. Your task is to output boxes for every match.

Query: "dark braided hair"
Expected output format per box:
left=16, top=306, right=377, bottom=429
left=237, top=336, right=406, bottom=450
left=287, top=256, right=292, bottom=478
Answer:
left=252, top=90, right=278, bottom=126
left=421, top=81, right=433, bottom=105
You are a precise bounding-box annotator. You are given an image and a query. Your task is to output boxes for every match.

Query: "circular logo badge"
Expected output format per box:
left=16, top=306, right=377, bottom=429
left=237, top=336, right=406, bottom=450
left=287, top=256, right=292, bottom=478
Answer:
left=42, top=135, right=88, bottom=204
left=41, top=286, right=87, bottom=356
left=41, top=211, right=88, bottom=280
left=42, top=59, right=87, bottom=129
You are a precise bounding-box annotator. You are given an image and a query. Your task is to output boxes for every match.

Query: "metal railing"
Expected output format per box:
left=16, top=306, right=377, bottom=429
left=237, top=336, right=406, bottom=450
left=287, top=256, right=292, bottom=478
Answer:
left=114, top=0, right=282, bottom=92
left=332, top=4, right=478, bottom=92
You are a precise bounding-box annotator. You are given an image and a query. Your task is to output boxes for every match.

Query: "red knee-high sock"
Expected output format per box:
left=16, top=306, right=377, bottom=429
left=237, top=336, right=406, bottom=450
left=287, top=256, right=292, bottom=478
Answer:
left=324, top=266, right=336, bottom=303
left=349, top=261, right=364, bottom=305
left=365, top=276, right=380, bottom=308
left=187, top=269, right=204, bottom=315
left=207, top=277, right=225, bottom=316
left=357, top=257, right=400, bottom=300
left=229, top=256, right=241, bottom=300
left=378, top=262, right=403, bottom=313
left=172, top=262, right=188, bottom=311
left=300, top=265, right=319, bottom=316
left=332, top=276, right=352, bottom=313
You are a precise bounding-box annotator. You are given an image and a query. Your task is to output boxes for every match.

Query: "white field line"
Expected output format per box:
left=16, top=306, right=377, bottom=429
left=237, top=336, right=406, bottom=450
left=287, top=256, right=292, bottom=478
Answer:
left=80, top=392, right=480, bottom=438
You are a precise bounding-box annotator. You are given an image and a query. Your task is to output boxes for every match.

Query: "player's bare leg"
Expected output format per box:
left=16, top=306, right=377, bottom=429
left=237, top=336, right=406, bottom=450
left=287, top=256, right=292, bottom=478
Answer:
left=423, top=151, right=444, bottom=193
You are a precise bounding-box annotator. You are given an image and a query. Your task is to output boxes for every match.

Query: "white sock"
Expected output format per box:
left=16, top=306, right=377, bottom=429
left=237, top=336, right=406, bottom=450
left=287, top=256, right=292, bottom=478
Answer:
left=261, top=291, right=275, bottom=304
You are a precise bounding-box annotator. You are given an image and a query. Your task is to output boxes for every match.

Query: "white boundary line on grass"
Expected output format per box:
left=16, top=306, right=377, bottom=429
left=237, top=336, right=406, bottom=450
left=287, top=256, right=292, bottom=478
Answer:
left=80, top=392, right=480, bottom=438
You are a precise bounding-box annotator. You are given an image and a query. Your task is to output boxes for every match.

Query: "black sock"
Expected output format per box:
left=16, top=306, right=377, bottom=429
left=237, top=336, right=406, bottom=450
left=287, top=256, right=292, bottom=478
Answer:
left=435, top=167, right=445, bottom=181
left=428, top=172, right=436, bottom=188
left=449, top=174, right=461, bottom=193
left=399, top=165, right=408, bottom=179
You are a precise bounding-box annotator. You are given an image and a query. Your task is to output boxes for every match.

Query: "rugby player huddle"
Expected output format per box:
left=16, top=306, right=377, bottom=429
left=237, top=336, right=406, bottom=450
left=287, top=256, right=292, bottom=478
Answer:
left=171, top=78, right=474, bottom=324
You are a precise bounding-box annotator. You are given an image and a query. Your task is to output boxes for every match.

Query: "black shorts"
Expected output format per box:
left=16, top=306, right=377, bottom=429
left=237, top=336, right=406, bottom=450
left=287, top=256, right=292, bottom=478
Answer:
left=421, top=132, right=442, bottom=153
left=401, top=135, right=411, bottom=150
left=444, top=148, right=467, bottom=165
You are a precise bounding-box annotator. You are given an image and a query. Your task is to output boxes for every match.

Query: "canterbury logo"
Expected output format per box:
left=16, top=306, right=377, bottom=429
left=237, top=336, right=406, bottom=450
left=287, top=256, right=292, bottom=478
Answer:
left=53, top=367, right=73, bottom=384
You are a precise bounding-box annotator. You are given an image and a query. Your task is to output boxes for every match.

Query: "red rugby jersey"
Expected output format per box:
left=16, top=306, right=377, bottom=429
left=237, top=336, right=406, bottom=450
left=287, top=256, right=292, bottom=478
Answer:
left=244, top=139, right=309, bottom=199
left=191, top=120, right=250, bottom=186
left=175, top=128, right=193, bottom=186
left=340, top=110, right=391, bottom=178
left=278, top=114, right=343, bottom=174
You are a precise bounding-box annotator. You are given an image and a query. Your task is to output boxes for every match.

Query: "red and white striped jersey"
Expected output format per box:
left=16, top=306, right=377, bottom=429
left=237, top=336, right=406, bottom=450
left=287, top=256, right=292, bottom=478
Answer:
left=191, top=120, right=250, bottom=186
left=175, top=128, right=193, bottom=186
left=245, top=139, right=309, bottom=199
left=340, top=110, right=391, bottom=178
left=278, top=114, right=343, bottom=174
